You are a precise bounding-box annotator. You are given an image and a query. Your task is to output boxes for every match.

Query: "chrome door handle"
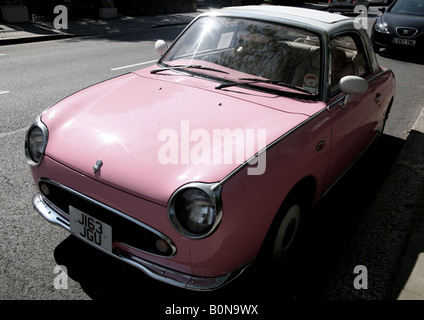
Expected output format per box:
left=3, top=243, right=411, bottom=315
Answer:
left=375, top=93, right=382, bottom=103
left=316, top=140, right=326, bottom=151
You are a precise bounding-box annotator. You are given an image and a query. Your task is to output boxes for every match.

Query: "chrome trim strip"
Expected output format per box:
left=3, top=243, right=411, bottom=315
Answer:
left=327, top=95, right=345, bottom=109
left=367, top=68, right=393, bottom=84
left=33, top=192, right=252, bottom=291
left=38, top=178, right=177, bottom=257
left=217, top=106, right=329, bottom=187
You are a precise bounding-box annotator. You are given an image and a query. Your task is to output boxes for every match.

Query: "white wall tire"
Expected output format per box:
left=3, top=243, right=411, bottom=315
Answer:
left=272, top=204, right=301, bottom=262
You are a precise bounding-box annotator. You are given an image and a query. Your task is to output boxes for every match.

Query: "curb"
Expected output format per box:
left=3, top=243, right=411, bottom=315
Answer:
left=0, top=34, right=77, bottom=46
left=0, top=21, right=190, bottom=43
left=0, top=21, right=191, bottom=46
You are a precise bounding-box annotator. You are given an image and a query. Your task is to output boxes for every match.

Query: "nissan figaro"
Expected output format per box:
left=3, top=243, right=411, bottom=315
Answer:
left=25, top=5, right=395, bottom=290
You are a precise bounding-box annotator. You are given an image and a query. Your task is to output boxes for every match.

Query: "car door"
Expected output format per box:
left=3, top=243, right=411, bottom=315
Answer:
left=324, top=32, right=384, bottom=190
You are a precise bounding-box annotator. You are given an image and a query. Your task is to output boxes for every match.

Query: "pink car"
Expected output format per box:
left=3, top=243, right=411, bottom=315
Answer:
left=25, top=6, right=395, bottom=290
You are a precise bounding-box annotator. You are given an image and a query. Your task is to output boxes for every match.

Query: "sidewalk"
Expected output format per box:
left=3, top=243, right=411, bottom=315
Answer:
left=392, top=108, right=424, bottom=300
left=1, top=4, right=424, bottom=300
left=0, top=9, right=203, bottom=46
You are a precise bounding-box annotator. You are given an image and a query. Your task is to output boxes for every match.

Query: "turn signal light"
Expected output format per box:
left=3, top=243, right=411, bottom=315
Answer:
left=156, top=239, right=170, bottom=253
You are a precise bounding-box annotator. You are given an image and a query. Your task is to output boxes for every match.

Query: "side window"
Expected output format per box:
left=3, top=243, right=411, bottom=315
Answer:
left=329, top=33, right=371, bottom=94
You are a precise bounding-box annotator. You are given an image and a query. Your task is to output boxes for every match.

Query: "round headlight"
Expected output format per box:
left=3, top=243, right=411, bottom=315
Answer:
left=25, top=118, right=48, bottom=166
left=374, top=18, right=390, bottom=34
left=168, top=183, right=222, bottom=239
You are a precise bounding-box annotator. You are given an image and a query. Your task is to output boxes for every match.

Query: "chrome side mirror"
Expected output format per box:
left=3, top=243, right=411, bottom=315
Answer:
left=155, top=40, right=168, bottom=56
left=339, top=75, right=368, bottom=109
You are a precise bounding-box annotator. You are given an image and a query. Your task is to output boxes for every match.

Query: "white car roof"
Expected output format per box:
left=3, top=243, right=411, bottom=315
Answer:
left=214, top=5, right=353, bottom=34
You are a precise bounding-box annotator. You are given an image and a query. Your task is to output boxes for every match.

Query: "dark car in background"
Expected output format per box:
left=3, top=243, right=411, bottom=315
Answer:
left=328, top=0, right=370, bottom=13
left=371, top=0, right=424, bottom=52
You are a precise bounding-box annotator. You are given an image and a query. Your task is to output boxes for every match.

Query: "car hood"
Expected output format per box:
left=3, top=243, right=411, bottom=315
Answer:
left=383, top=12, right=424, bottom=34
left=41, top=69, right=322, bottom=205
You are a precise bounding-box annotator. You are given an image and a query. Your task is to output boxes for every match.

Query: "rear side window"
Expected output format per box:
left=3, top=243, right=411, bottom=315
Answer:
left=329, top=33, right=371, bottom=94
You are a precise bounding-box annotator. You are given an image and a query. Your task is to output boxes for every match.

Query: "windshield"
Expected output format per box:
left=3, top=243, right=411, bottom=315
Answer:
left=159, top=16, right=322, bottom=97
left=390, top=0, right=424, bottom=15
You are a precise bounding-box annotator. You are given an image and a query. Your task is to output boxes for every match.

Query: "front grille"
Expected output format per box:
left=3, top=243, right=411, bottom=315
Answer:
left=396, top=27, right=418, bottom=38
left=39, top=180, right=175, bottom=257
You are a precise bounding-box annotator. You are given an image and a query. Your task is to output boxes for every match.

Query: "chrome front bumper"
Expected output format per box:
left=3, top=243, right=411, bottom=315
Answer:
left=33, top=192, right=253, bottom=291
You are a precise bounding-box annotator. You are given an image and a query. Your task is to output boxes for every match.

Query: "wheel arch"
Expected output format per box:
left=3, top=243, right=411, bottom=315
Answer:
left=257, top=175, right=318, bottom=260
left=286, top=175, right=318, bottom=212
left=266, top=175, right=318, bottom=234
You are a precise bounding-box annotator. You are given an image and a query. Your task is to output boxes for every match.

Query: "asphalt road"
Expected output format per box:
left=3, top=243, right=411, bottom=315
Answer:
left=0, top=7, right=423, bottom=309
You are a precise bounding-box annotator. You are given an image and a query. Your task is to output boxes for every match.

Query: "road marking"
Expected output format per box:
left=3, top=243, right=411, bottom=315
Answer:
left=0, top=127, right=27, bottom=139
left=412, top=104, right=424, bottom=132
left=0, top=54, right=6, bottom=56
left=0, top=91, right=10, bottom=95
left=111, top=60, right=157, bottom=71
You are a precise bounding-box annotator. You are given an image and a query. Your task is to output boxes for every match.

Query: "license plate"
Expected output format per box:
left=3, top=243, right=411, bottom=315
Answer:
left=393, top=38, right=416, bottom=46
left=69, top=206, right=113, bottom=252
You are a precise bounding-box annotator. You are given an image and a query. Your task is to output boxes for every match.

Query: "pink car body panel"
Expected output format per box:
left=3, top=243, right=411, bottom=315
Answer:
left=40, top=69, right=314, bottom=205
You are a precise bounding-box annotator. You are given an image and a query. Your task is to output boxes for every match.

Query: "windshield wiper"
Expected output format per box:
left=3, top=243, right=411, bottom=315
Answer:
left=151, top=64, right=229, bottom=75
left=215, top=77, right=311, bottom=94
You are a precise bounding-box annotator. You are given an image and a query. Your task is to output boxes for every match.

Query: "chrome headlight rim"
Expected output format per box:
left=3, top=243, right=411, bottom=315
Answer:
left=167, top=182, right=223, bottom=239
left=25, top=116, right=48, bottom=167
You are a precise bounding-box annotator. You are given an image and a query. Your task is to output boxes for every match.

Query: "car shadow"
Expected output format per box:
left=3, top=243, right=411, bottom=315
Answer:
left=53, top=133, right=404, bottom=303
left=298, top=133, right=405, bottom=298
left=54, top=234, right=298, bottom=304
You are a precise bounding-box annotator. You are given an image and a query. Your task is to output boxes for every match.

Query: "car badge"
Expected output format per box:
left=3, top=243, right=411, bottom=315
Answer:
left=403, top=30, right=409, bottom=35
left=93, top=159, right=103, bottom=173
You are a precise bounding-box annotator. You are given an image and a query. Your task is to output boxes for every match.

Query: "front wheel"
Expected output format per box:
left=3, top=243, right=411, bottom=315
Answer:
left=259, top=197, right=303, bottom=266
left=273, top=204, right=301, bottom=261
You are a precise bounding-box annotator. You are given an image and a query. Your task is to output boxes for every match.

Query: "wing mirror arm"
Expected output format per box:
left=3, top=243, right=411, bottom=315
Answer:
left=338, top=76, right=368, bottom=109
left=340, top=94, right=350, bottom=110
